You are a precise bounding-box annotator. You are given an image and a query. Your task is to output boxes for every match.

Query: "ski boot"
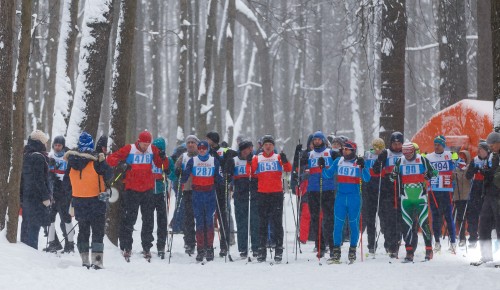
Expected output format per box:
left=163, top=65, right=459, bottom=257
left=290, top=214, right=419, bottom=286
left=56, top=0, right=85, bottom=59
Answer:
left=44, top=240, right=63, bottom=253
left=252, top=250, right=259, bottom=258
left=469, top=241, right=477, bottom=248
left=158, top=247, right=165, bottom=259
left=80, top=252, right=91, bottom=269
left=327, top=247, right=341, bottom=264
left=185, top=244, right=195, bottom=256
left=449, top=243, right=457, bottom=254
left=240, top=251, right=248, bottom=259
left=219, top=248, right=228, bottom=257
left=142, top=250, right=152, bottom=262
left=206, top=248, right=215, bottom=261
left=368, top=248, right=375, bottom=255
left=196, top=249, right=205, bottom=262
left=91, top=252, right=104, bottom=269
left=123, top=249, right=131, bottom=262
left=459, top=240, right=466, bottom=247
left=62, top=241, right=75, bottom=254
left=424, top=246, right=433, bottom=261
left=257, top=247, right=267, bottom=262
left=434, top=241, right=441, bottom=252
left=403, top=251, right=414, bottom=263
left=317, top=248, right=326, bottom=258
left=274, top=247, right=283, bottom=263
left=348, top=247, right=356, bottom=264
left=389, top=251, right=398, bottom=259
left=471, top=257, right=492, bottom=266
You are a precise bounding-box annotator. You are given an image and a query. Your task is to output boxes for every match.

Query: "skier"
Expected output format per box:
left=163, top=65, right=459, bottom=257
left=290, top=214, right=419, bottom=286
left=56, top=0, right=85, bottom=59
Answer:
left=426, top=135, right=457, bottom=253
left=180, top=140, right=223, bottom=262
left=45, top=135, right=75, bottom=253
left=453, top=149, right=472, bottom=247
left=248, top=135, right=292, bottom=263
left=302, top=131, right=338, bottom=258
left=362, top=138, right=385, bottom=255
left=226, top=140, right=259, bottom=258
left=320, top=140, right=370, bottom=264
left=106, top=130, right=169, bottom=261
left=174, top=135, right=199, bottom=255
left=151, top=137, right=174, bottom=258
left=20, top=130, right=51, bottom=250
left=372, top=131, right=404, bottom=258
left=170, top=142, right=187, bottom=233
left=206, top=131, right=237, bottom=257
left=64, top=132, right=112, bottom=269
left=471, top=132, right=500, bottom=266
left=465, top=141, right=491, bottom=248
left=391, top=142, right=437, bottom=262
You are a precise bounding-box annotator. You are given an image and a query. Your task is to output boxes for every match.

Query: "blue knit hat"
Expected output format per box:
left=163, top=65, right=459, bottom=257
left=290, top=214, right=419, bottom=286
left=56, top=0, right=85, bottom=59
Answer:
left=434, top=135, right=446, bottom=148
left=78, top=132, right=94, bottom=152
left=153, top=137, right=166, bottom=151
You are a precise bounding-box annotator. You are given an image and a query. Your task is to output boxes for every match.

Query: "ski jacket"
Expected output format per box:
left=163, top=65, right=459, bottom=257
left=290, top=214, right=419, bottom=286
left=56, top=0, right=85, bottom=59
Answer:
left=249, top=151, right=292, bottom=194
left=392, top=154, right=436, bottom=187
left=453, top=150, right=472, bottom=201
left=181, top=154, right=222, bottom=192
left=322, top=156, right=370, bottom=194
left=107, top=143, right=168, bottom=192
left=152, top=156, right=174, bottom=194
left=426, top=151, right=455, bottom=192
left=226, top=155, right=258, bottom=198
left=306, top=148, right=336, bottom=191
left=364, top=150, right=381, bottom=178
left=373, top=149, right=403, bottom=176
left=64, top=151, right=112, bottom=198
left=175, top=151, right=197, bottom=191
left=48, top=148, right=69, bottom=195
left=21, top=138, right=51, bottom=226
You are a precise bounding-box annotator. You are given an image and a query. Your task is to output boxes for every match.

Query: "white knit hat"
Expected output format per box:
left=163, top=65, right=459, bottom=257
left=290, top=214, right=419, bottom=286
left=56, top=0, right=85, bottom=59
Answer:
left=30, top=130, right=48, bottom=144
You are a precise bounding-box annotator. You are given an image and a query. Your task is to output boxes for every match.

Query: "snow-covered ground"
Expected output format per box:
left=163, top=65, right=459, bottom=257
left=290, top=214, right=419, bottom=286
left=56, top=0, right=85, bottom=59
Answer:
left=1, top=195, right=499, bottom=290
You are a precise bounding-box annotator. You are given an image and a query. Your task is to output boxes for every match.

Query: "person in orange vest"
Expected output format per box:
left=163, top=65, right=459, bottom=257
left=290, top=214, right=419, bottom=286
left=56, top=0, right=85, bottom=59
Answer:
left=107, top=130, right=169, bottom=261
left=64, top=132, right=112, bottom=269
left=248, top=135, right=292, bottom=263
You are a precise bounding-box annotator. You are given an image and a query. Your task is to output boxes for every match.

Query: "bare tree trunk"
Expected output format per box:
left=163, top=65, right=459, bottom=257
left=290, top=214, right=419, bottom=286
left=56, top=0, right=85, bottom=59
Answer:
left=226, top=0, right=236, bottom=145
left=197, top=0, right=218, bottom=136
left=313, top=0, right=323, bottom=131
left=108, top=0, right=137, bottom=245
left=177, top=0, right=189, bottom=140
left=291, top=0, right=306, bottom=144
left=380, top=0, right=407, bottom=144
left=53, top=0, right=79, bottom=139
left=478, top=0, right=493, bottom=101
left=7, top=0, right=32, bottom=242
left=0, top=0, right=15, bottom=230
left=44, top=0, right=61, bottom=142
left=280, top=0, right=291, bottom=151
left=492, top=0, right=500, bottom=131
left=438, top=0, right=468, bottom=109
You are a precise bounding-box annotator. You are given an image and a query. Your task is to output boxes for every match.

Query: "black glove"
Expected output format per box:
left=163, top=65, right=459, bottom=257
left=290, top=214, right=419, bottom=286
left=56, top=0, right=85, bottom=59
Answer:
left=357, top=157, right=365, bottom=169
left=119, top=162, right=131, bottom=172
left=280, top=152, right=288, bottom=164
left=318, top=157, right=326, bottom=168
left=295, top=144, right=303, bottom=153
left=378, top=150, right=387, bottom=162
left=49, top=158, right=56, bottom=167
left=481, top=168, right=492, bottom=177
left=164, top=168, right=171, bottom=175
left=159, top=150, right=166, bottom=160
left=246, top=153, right=254, bottom=163
left=175, top=167, right=182, bottom=177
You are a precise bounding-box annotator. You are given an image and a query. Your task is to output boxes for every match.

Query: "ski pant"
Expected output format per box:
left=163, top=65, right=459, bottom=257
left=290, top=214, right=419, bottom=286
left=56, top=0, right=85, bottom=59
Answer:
left=299, top=199, right=312, bottom=243
left=466, top=193, right=483, bottom=243
left=308, top=190, right=335, bottom=250
left=152, top=193, right=168, bottom=251
left=215, top=183, right=229, bottom=251
left=182, top=190, right=196, bottom=248
left=363, top=177, right=380, bottom=250
left=171, top=181, right=184, bottom=232
left=73, top=197, right=106, bottom=254
left=258, top=192, right=284, bottom=256
left=379, top=177, right=402, bottom=253
left=454, top=200, right=467, bottom=241
left=48, top=191, right=73, bottom=242
left=234, top=194, right=259, bottom=253
left=22, top=215, right=42, bottom=250
left=192, top=190, right=216, bottom=250
left=478, top=195, right=500, bottom=260
left=429, top=190, right=456, bottom=243
left=333, top=191, right=361, bottom=248
left=400, top=184, right=432, bottom=253
left=119, top=189, right=155, bottom=252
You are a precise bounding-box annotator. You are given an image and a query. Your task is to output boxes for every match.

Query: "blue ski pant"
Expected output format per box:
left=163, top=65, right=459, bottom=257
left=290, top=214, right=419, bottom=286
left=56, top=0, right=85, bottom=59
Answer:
left=192, top=190, right=216, bottom=250
left=333, top=191, right=361, bottom=248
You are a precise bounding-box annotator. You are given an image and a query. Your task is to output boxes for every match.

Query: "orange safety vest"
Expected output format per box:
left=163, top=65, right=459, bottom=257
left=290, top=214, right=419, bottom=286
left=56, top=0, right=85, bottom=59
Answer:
left=70, top=161, right=104, bottom=198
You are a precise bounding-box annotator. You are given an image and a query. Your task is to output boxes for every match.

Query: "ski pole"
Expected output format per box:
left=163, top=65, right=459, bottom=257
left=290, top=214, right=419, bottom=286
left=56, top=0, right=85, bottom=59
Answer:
left=168, top=172, right=184, bottom=264
left=224, top=173, right=234, bottom=262
left=360, top=175, right=363, bottom=262
left=374, top=162, right=383, bottom=253
left=317, top=164, right=323, bottom=265
left=215, top=182, right=233, bottom=262
left=283, top=177, right=289, bottom=264
left=247, top=170, right=252, bottom=262
left=163, top=164, right=170, bottom=252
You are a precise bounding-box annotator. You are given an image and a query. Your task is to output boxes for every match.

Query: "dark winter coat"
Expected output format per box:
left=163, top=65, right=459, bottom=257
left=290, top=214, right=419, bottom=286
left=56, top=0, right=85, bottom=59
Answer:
left=453, top=150, right=472, bottom=201
left=20, top=138, right=51, bottom=227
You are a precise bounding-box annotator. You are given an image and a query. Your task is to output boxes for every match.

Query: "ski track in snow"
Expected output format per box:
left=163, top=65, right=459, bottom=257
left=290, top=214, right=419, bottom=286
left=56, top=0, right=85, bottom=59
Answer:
left=1, top=195, right=499, bottom=290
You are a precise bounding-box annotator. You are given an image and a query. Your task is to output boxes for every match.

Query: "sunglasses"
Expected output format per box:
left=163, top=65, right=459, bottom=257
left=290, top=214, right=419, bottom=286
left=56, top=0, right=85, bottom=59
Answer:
left=198, top=146, right=208, bottom=150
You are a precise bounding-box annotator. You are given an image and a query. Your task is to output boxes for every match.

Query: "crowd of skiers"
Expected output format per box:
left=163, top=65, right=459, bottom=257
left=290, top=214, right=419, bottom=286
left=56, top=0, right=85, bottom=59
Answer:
left=19, top=127, right=500, bottom=268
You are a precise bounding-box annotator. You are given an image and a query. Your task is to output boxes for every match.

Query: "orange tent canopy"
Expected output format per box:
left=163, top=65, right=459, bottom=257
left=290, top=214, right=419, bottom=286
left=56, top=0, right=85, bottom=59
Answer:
left=411, top=99, right=493, bottom=157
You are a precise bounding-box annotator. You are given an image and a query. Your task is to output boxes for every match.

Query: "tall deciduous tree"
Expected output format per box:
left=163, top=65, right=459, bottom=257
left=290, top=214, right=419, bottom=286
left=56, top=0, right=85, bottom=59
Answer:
left=226, top=0, right=236, bottom=145
left=438, top=0, right=468, bottom=109
left=7, top=0, right=32, bottom=242
left=108, top=0, right=137, bottom=245
left=478, top=0, right=493, bottom=101
left=177, top=0, right=189, bottom=140
left=66, top=0, right=114, bottom=147
left=0, top=0, right=16, bottom=230
left=380, top=0, right=407, bottom=143
left=492, top=0, right=500, bottom=131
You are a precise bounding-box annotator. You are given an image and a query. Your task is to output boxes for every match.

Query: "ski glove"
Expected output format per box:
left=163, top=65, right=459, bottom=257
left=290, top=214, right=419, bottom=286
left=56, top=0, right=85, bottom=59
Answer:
left=377, top=149, right=388, bottom=162
left=98, top=153, right=106, bottom=162
left=280, top=152, right=288, bottom=164
left=159, top=150, right=166, bottom=160
left=357, top=157, right=365, bottom=169
left=175, top=167, right=182, bottom=177
left=318, top=157, right=326, bottom=168
left=295, top=144, right=303, bottom=153
left=119, top=162, right=131, bottom=172
left=246, top=153, right=254, bottom=163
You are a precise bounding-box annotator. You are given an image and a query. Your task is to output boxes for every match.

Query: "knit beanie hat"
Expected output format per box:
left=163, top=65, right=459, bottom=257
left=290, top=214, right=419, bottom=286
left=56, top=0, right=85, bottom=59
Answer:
left=434, top=135, right=446, bottom=148
left=138, top=130, right=152, bottom=143
left=238, top=140, right=253, bottom=152
left=486, top=132, right=500, bottom=145
left=78, top=132, right=94, bottom=152
left=206, top=131, right=220, bottom=144
left=30, top=130, right=49, bottom=144
left=185, top=135, right=200, bottom=144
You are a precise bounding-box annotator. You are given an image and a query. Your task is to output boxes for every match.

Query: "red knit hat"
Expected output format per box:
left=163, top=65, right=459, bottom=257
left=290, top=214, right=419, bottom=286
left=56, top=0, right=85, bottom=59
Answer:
left=138, top=130, right=152, bottom=143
